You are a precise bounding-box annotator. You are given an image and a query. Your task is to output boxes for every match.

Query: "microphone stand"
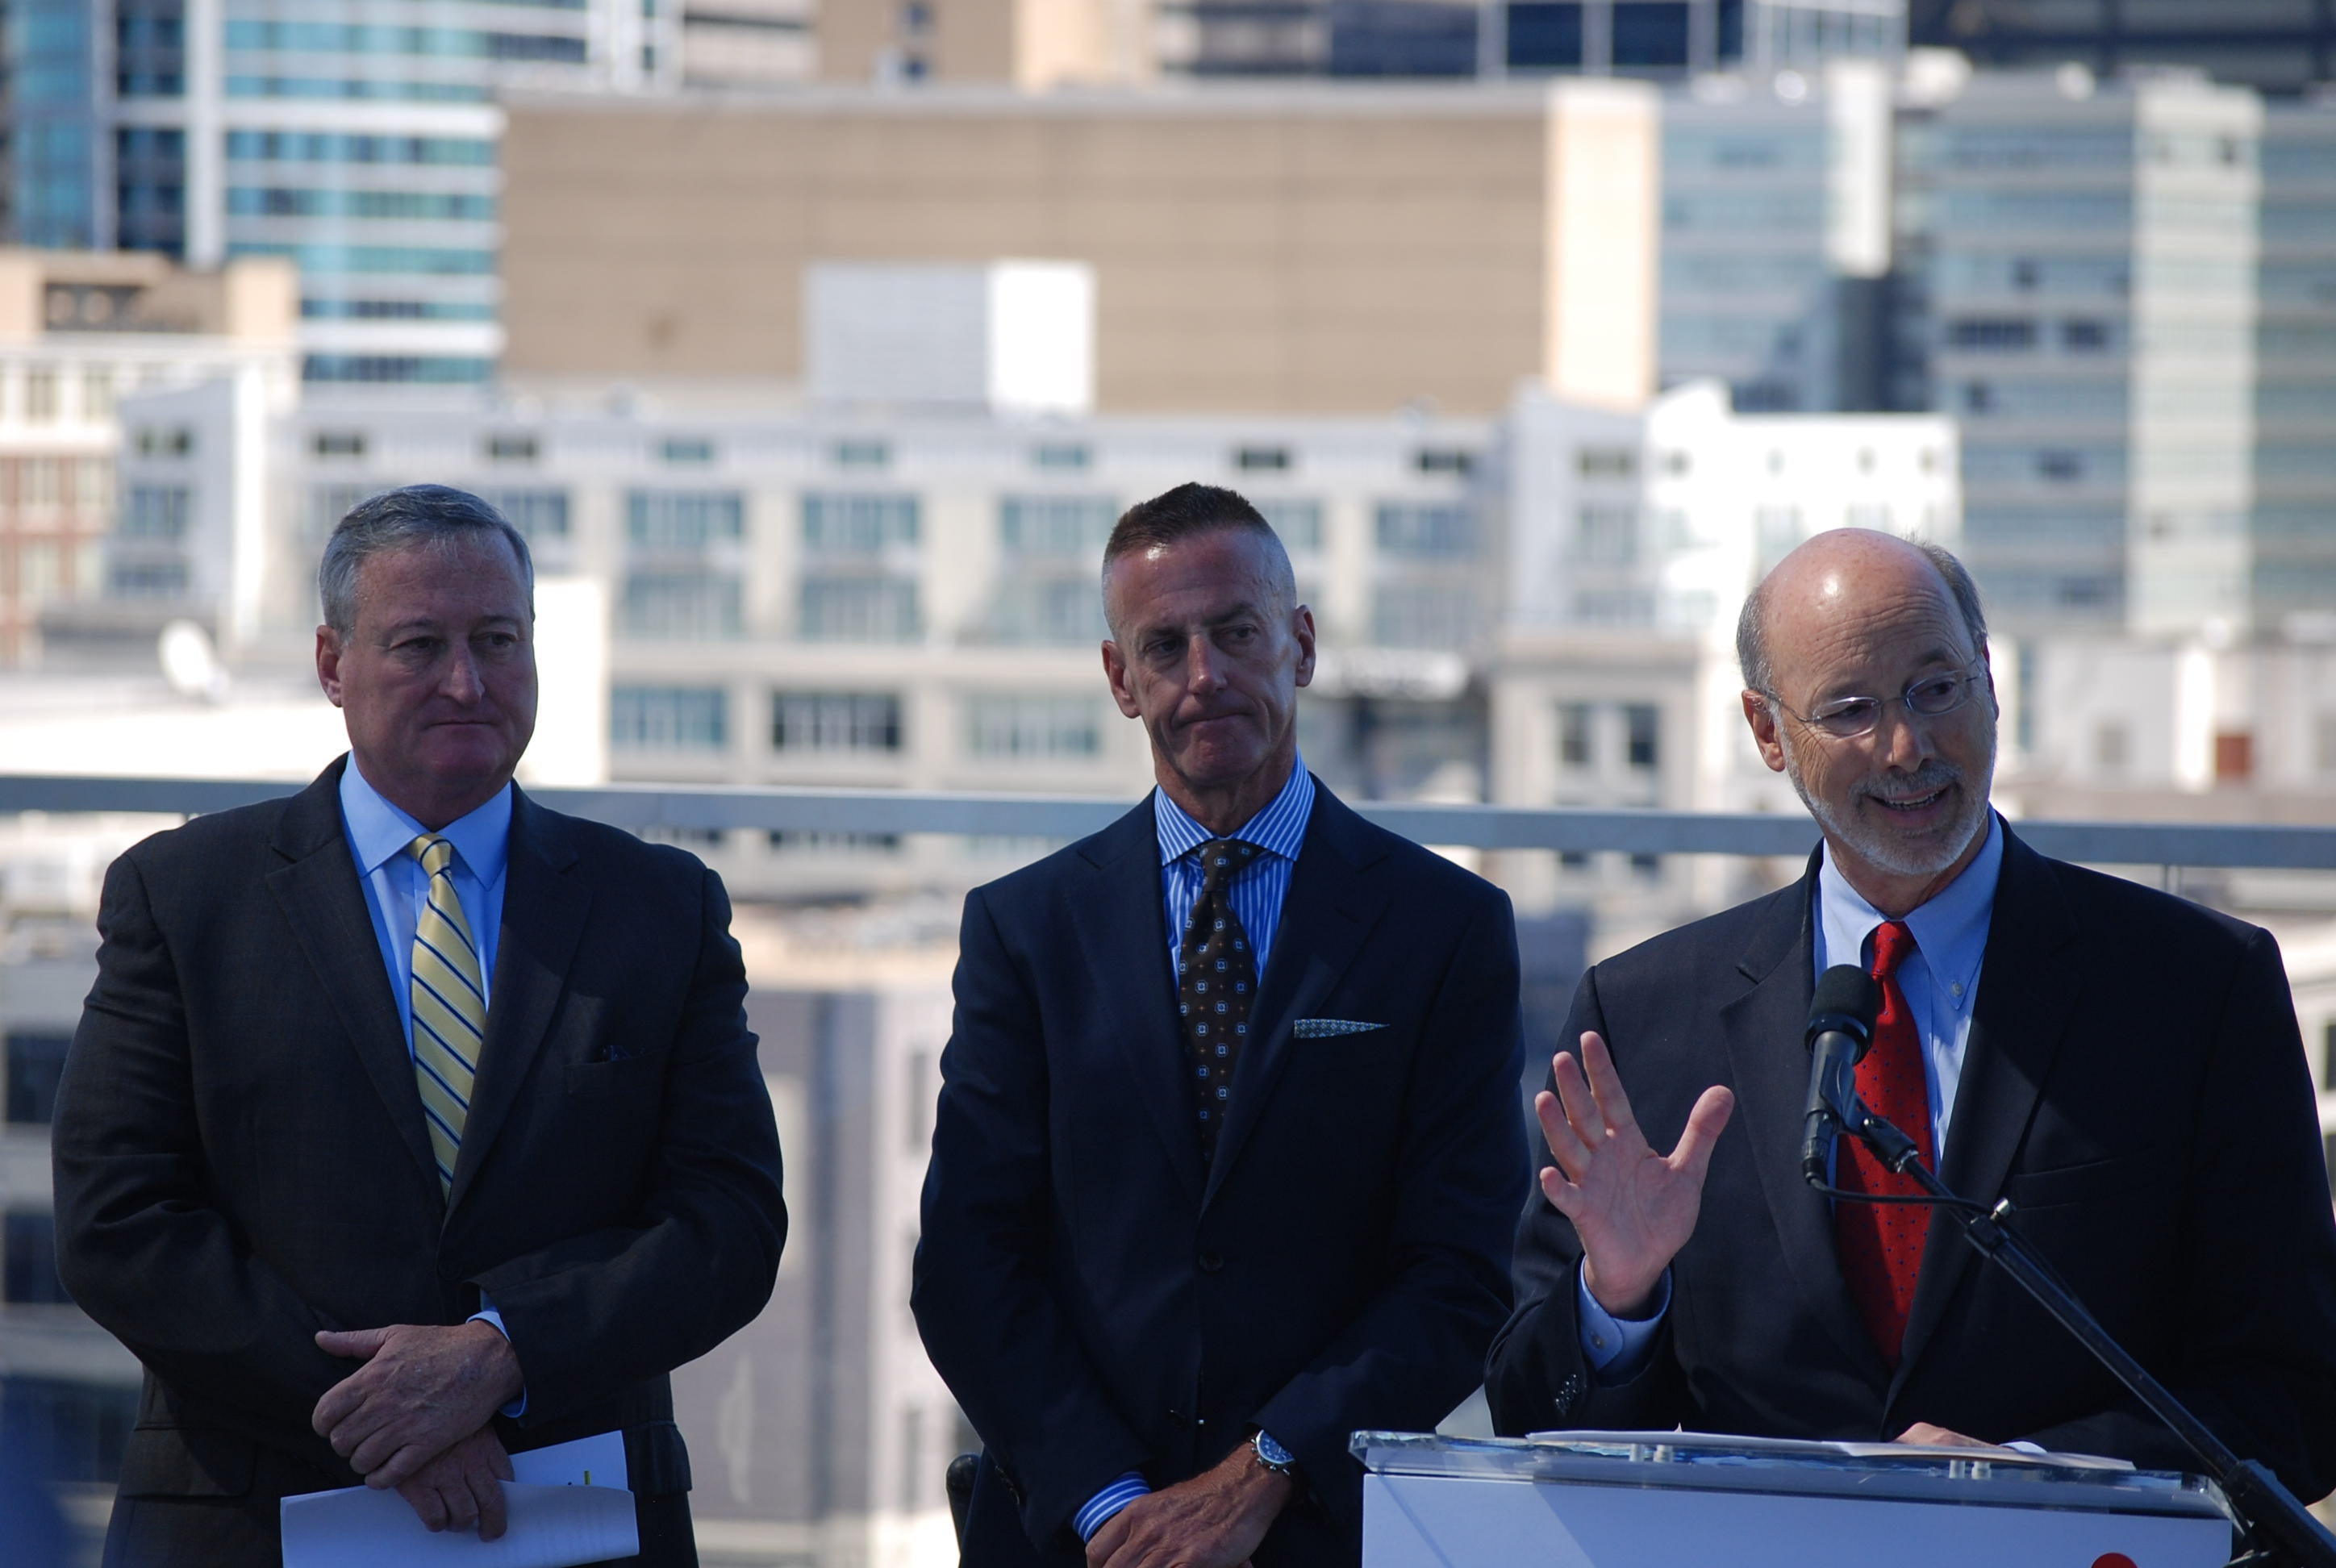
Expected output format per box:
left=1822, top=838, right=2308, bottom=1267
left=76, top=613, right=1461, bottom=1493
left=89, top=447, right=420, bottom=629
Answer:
left=1819, top=1099, right=2336, bottom=1568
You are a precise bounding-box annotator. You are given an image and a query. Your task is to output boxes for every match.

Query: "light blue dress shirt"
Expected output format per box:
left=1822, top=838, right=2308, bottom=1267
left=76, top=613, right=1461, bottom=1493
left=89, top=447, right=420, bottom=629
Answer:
left=337, top=758, right=527, bottom=1413
left=1579, top=816, right=2007, bottom=1386
left=1073, top=757, right=1316, bottom=1545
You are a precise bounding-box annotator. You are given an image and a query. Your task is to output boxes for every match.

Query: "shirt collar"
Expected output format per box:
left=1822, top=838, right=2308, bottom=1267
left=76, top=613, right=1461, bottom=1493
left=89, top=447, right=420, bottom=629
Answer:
left=339, top=754, right=514, bottom=887
left=1817, top=811, right=2004, bottom=995
left=1155, top=753, right=1315, bottom=869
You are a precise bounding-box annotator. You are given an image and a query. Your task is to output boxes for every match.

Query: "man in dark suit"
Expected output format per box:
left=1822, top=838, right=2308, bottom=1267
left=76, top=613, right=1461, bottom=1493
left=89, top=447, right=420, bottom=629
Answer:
left=52, top=486, right=787, bottom=1565
left=913, top=483, right=1527, bottom=1567
left=1487, top=528, right=2336, bottom=1500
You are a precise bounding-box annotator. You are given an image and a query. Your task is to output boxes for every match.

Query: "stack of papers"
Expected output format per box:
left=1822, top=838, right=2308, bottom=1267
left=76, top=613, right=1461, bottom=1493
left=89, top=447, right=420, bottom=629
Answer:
left=280, top=1431, right=638, bottom=1568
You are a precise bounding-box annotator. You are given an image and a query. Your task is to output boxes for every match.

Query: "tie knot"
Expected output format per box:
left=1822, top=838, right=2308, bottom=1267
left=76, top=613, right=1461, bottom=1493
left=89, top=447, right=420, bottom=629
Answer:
left=1196, top=839, right=1256, bottom=891
left=408, top=834, right=455, bottom=878
left=1870, top=919, right=1917, bottom=981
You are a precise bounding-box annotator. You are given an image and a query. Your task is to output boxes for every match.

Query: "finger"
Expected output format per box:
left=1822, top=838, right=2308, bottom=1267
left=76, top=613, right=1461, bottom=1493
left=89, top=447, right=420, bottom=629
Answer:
left=1670, top=1085, right=1737, bottom=1182
left=398, top=1478, right=450, bottom=1532
left=441, top=1474, right=480, bottom=1534
left=359, top=1434, right=434, bottom=1488
left=486, top=1441, right=515, bottom=1484
left=1535, top=1087, right=1592, bottom=1176
left=1551, top=1046, right=1607, bottom=1147
left=1578, top=1032, right=1640, bottom=1139
left=343, top=1414, right=409, bottom=1472
left=475, top=1465, right=510, bottom=1541
left=316, top=1328, right=391, bottom=1361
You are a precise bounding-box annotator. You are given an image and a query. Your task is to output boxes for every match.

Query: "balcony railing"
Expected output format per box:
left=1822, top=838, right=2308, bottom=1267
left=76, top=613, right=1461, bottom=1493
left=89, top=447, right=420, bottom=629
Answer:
left=5, top=774, right=2336, bottom=870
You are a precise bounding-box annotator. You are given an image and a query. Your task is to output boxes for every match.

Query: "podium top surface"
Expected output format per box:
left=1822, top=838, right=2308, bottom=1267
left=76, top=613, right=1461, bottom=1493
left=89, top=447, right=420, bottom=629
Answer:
left=1349, top=1432, right=2233, bottom=1521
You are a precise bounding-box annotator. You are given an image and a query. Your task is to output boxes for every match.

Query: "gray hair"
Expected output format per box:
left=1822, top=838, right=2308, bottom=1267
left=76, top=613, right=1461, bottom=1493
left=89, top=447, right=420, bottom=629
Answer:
left=1736, top=536, right=1988, bottom=693
left=319, top=485, right=533, bottom=636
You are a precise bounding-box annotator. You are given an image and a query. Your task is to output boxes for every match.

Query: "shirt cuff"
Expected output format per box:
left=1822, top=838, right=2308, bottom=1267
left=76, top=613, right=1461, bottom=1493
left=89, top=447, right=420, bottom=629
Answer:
left=467, top=1302, right=528, bottom=1420
left=1577, top=1266, right=1671, bottom=1387
left=1073, top=1473, right=1151, bottom=1541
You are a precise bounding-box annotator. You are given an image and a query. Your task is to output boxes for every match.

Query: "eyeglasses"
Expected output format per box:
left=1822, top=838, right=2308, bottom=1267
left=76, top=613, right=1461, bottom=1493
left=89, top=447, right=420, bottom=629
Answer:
left=1759, top=665, right=1988, bottom=741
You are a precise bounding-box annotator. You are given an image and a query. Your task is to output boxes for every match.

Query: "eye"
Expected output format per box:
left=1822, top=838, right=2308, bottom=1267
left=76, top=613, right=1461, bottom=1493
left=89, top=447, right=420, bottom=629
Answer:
left=1908, top=673, right=1963, bottom=708
left=1812, top=697, right=1879, bottom=734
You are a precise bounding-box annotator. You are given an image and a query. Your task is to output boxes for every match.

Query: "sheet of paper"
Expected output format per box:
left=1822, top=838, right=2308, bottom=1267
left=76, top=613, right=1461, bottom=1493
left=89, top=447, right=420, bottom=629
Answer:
left=280, top=1432, right=639, bottom=1568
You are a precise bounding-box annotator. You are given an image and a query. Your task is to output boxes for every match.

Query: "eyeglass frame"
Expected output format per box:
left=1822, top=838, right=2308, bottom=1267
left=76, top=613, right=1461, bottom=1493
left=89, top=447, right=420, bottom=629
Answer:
left=1754, top=661, right=1992, bottom=742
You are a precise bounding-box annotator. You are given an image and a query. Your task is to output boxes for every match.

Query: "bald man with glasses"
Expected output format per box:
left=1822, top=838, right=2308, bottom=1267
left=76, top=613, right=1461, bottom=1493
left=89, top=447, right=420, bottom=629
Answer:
left=1486, top=529, right=2336, bottom=1503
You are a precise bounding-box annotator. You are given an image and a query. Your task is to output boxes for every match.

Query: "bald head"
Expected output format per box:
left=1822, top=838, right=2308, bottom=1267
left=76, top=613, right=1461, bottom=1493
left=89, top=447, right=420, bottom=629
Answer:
left=1737, top=530, right=1987, bottom=697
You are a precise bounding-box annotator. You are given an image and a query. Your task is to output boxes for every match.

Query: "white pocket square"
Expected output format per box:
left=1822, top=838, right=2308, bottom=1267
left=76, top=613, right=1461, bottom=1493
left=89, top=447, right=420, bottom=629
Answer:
left=1292, top=1018, right=1385, bottom=1039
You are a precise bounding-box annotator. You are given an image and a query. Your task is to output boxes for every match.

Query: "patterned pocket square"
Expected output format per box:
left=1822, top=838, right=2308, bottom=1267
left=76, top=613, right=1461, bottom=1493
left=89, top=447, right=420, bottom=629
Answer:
left=1292, top=1018, right=1385, bottom=1039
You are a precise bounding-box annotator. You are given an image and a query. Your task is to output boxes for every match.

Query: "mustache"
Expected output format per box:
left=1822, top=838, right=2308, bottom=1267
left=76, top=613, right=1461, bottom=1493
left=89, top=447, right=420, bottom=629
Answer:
left=1854, top=762, right=1963, bottom=803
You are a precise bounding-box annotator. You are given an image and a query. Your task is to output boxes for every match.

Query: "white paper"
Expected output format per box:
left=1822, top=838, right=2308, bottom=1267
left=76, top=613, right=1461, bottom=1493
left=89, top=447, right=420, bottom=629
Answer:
left=280, top=1432, right=639, bottom=1568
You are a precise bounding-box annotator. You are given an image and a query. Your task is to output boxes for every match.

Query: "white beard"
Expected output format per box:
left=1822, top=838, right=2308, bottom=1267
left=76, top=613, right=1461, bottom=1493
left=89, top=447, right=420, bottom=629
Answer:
left=1781, top=728, right=1997, bottom=882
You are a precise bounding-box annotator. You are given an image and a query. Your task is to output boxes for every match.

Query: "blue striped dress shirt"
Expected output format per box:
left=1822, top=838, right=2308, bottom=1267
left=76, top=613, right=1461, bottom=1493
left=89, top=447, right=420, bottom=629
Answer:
left=1074, top=757, right=1316, bottom=1544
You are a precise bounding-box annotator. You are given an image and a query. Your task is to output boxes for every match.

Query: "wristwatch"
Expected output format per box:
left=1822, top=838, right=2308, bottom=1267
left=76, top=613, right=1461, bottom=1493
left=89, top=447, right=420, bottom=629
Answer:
left=1251, top=1429, right=1299, bottom=1480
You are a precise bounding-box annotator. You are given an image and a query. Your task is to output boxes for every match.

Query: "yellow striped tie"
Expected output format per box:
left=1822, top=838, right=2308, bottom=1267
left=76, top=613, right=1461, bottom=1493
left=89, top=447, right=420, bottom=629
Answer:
left=407, top=835, right=487, bottom=1196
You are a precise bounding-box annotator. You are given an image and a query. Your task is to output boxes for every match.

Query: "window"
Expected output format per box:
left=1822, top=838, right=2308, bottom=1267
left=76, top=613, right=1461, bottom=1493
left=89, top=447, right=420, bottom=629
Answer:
left=2095, top=722, right=2130, bottom=774
left=1254, top=498, right=1323, bottom=554
left=620, top=571, right=743, bottom=639
left=1372, top=585, right=1475, bottom=648
left=989, top=578, right=1104, bottom=645
left=1576, top=447, right=1636, bottom=480
left=1946, top=318, right=2037, bottom=352
left=1558, top=703, right=1591, bottom=769
left=2011, top=257, right=2038, bottom=291
left=905, top=1050, right=932, bottom=1153
left=1845, top=505, right=1892, bottom=531
left=999, top=495, right=1114, bottom=557
left=121, top=485, right=190, bottom=539
left=2322, top=1023, right=2336, bottom=1093
left=134, top=424, right=192, bottom=458
left=801, top=576, right=920, bottom=642
left=5, top=1034, right=69, bottom=1124
left=4, top=1211, right=69, bottom=1304
left=2214, top=731, right=2253, bottom=784
left=19, top=458, right=59, bottom=507
left=23, top=368, right=57, bottom=422
left=1624, top=705, right=1658, bottom=771
left=1236, top=446, right=1291, bottom=472
left=2038, top=451, right=2084, bottom=483
left=1574, top=505, right=1637, bottom=565
left=109, top=561, right=187, bottom=598
left=2062, top=319, right=2113, bottom=352
left=1374, top=503, right=1475, bottom=558
left=803, top=493, right=917, bottom=555
left=311, top=430, right=366, bottom=458
left=1414, top=448, right=1475, bottom=477
left=1032, top=443, right=1089, bottom=472
left=2315, top=714, right=2336, bottom=776
left=966, top=695, right=1101, bottom=761
left=610, top=686, right=728, bottom=752
left=309, top=483, right=376, bottom=538
left=486, top=434, right=538, bottom=463
left=832, top=438, right=890, bottom=469
left=478, top=489, right=569, bottom=540
left=81, top=367, right=115, bottom=419
left=772, top=691, right=903, bottom=754
left=629, top=490, right=745, bottom=550
left=661, top=437, right=715, bottom=465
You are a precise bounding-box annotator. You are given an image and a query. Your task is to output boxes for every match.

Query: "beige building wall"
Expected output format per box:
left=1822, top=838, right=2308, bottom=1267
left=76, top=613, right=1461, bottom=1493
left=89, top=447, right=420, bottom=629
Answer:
left=499, top=83, right=1658, bottom=416
left=817, top=0, right=1150, bottom=86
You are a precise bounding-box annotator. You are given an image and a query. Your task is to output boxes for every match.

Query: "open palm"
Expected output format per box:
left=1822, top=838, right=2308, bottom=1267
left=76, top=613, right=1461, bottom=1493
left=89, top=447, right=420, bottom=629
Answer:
left=1537, top=1031, right=1734, bottom=1317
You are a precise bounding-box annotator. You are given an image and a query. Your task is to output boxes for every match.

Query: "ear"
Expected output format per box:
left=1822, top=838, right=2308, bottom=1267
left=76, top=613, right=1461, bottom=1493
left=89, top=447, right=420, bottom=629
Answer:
left=315, top=625, right=345, bottom=708
left=1100, top=638, right=1142, bottom=719
left=1291, top=603, right=1316, bottom=689
left=1742, top=689, right=1787, bottom=774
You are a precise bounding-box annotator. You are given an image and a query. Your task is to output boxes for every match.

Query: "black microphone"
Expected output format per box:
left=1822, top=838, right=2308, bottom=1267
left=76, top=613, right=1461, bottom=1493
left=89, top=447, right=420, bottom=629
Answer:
left=1802, top=965, right=1880, bottom=1189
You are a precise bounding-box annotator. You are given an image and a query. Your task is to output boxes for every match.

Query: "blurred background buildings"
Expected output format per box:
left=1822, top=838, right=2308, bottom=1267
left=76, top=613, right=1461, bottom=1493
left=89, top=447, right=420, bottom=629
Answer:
left=2, top=0, right=2334, bottom=1559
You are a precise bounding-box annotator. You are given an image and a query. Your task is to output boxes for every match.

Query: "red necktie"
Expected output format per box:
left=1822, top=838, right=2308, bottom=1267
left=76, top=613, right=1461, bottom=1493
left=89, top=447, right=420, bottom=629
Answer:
left=1834, top=918, right=1937, bottom=1366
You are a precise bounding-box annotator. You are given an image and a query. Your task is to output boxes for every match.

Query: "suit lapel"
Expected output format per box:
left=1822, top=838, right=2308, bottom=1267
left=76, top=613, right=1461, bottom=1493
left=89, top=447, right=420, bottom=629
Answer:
left=448, top=789, right=590, bottom=1212
left=265, top=759, right=440, bottom=1195
left=1717, top=856, right=1893, bottom=1391
left=1066, top=798, right=1208, bottom=1204
left=1203, top=788, right=1391, bottom=1211
left=1892, top=825, right=2079, bottom=1389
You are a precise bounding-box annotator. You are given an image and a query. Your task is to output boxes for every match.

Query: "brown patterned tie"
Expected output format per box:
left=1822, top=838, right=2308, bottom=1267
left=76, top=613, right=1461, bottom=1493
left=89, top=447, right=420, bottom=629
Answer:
left=1178, top=840, right=1258, bottom=1165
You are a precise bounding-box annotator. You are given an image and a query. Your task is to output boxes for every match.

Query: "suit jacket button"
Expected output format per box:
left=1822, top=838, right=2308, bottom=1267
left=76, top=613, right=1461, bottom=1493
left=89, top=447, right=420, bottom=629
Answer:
left=1199, top=1252, right=1225, bottom=1274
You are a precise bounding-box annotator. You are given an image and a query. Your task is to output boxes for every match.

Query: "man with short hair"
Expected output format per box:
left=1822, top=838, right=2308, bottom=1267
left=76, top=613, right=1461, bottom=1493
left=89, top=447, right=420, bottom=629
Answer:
left=1487, top=528, right=2336, bottom=1499
left=53, top=485, right=787, bottom=1565
left=914, top=482, right=1527, bottom=1567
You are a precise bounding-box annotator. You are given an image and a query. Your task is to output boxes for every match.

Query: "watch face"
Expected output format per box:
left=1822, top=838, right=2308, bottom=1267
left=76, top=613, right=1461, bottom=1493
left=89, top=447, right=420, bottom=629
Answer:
left=1255, top=1432, right=1296, bottom=1468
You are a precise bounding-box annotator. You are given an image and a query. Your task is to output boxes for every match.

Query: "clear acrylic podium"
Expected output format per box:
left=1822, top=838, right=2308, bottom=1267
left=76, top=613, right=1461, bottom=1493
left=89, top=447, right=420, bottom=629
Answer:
left=1354, top=1431, right=2238, bottom=1568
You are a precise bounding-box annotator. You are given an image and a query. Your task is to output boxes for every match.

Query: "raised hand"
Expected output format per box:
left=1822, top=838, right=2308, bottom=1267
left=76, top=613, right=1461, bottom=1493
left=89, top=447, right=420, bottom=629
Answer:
left=1537, top=1031, right=1734, bottom=1317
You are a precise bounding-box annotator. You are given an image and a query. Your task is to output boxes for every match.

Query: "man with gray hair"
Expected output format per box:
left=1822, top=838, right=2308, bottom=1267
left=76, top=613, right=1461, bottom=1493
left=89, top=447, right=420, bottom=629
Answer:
left=1487, top=527, right=2336, bottom=1500
left=53, top=485, right=787, bottom=1564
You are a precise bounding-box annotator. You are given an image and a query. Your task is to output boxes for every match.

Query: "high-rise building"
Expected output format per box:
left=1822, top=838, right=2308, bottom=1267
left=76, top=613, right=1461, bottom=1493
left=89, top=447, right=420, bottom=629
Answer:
left=1911, top=0, right=2336, bottom=99
left=1916, top=67, right=2262, bottom=636
left=6, top=0, right=678, bottom=390
left=2253, top=93, right=2336, bottom=635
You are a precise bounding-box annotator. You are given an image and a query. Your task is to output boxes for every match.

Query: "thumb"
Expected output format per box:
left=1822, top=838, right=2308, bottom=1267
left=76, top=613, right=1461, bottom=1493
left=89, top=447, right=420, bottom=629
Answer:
left=1671, top=1084, right=1737, bottom=1182
left=316, top=1327, right=393, bottom=1360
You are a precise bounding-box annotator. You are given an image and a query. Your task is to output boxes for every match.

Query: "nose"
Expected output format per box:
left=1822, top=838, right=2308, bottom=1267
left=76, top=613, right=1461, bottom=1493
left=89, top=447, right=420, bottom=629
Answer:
left=1187, top=633, right=1224, bottom=694
left=441, top=644, right=485, bottom=704
left=1871, top=697, right=1934, bottom=774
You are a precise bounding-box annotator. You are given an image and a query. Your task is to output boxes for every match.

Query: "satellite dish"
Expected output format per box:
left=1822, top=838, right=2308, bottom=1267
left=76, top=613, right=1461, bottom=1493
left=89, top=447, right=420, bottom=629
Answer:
left=158, top=619, right=228, bottom=703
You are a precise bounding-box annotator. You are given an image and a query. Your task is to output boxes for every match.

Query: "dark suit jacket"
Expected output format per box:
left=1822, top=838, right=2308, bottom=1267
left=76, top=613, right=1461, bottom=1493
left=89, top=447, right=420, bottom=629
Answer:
left=911, top=782, right=1529, bottom=1567
left=1486, top=823, right=2336, bottom=1502
left=51, top=758, right=788, bottom=1562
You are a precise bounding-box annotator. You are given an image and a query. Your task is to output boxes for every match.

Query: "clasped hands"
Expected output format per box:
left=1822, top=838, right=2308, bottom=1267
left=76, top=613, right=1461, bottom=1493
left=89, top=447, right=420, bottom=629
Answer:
left=1084, top=1441, right=1291, bottom=1568
left=311, top=1320, right=526, bottom=1539
left=1538, top=1032, right=1996, bottom=1449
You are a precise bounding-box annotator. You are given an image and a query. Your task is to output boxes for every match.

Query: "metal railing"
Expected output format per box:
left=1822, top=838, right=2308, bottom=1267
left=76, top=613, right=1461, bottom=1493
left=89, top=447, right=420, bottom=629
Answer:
left=4, top=774, right=2336, bottom=870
